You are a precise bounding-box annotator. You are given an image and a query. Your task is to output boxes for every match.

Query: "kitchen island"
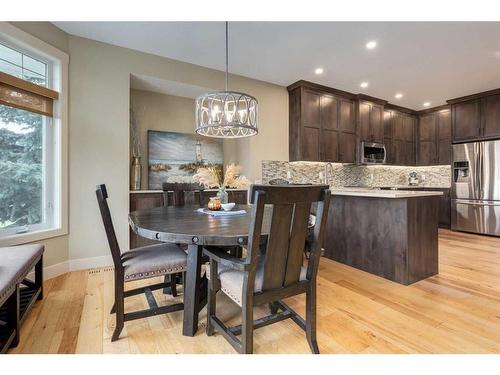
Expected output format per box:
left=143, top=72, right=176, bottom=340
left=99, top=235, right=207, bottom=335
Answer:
left=324, top=188, right=443, bottom=285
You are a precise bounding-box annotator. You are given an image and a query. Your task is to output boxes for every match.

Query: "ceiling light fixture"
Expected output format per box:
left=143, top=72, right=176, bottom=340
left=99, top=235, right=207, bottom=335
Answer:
left=423, top=102, right=431, bottom=107
left=366, top=40, right=377, bottom=50
left=314, top=67, right=324, bottom=75
left=360, top=82, right=369, bottom=89
left=395, top=93, right=403, bottom=99
left=195, top=22, right=258, bottom=138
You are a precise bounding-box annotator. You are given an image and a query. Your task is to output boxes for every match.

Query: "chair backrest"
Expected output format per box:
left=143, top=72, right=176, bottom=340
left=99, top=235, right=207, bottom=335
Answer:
left=246, top=184, right=331, bottom=292
left=162, top=182, right=205, bottom=207
left=95, top=184, right=123, bottom=271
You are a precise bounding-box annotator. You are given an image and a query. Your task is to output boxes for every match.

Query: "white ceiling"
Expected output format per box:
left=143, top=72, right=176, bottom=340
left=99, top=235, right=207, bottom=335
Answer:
left=54, top=22, right=500, bottom=110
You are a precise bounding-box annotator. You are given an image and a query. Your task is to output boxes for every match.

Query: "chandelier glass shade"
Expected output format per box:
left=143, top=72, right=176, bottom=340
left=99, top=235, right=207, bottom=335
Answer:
left=195, top=91, right=258, bottom=138
left=195, top=22, right=258, bottom=138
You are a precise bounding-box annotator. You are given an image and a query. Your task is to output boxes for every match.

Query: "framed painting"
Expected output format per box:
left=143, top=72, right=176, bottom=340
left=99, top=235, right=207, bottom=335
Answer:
left=147, top=130, right=223, bottom=189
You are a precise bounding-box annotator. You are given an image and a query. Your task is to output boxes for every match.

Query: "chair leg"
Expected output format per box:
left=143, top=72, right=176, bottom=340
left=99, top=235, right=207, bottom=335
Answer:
left=268, top=301, right=279, bottom=314
left=305, top=283, right=319, bottom=354
left=163, top=274, right=172, bottom=295
left=170, top=273, right=178, bottom=297
left=206, top=261, right=218, bottom=336
left=241, top=293, right=254, bottom=354
left=112, top=273, right=124, bottom=342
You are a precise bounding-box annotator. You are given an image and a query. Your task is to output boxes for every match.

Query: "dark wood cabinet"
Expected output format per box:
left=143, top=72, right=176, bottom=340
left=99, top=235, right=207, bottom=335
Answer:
left=481, top=93, right=500, bottom=138
left=386, top=110, right=416, bottom=166
left=288, top=82, right=356, bottom=163
left=359, top=101, right=384, bottom=143
left=451, top=100, right=481, bottom=142
left=417, top=107, right=451, bottom=165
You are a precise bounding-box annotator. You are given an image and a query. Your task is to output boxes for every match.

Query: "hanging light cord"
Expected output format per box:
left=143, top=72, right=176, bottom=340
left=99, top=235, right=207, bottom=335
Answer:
left=225, top=21, right=229, bottom=92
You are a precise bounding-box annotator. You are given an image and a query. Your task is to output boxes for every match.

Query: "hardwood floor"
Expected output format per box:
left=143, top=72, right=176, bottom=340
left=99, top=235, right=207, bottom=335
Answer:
left=9, top=229, right=500, bottom=354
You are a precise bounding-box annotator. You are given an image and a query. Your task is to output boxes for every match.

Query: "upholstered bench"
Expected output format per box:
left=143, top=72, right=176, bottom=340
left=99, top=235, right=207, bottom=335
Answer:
left=0, top=244, right=44, bottom=353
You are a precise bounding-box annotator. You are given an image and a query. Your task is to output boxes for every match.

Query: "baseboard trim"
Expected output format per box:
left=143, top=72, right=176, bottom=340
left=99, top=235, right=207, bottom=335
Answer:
left=69, top=255, right=113, bottom=272
left=30, top=255, right=114, bottom=281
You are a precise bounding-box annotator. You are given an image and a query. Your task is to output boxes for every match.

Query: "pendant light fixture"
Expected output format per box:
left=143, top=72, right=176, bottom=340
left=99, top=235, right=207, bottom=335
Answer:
left=195, top=22, right=258, bottom=138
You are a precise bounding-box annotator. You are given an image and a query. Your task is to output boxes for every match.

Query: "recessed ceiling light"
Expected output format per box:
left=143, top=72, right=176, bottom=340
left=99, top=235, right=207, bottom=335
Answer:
left=423, top=102, right=431, bottom=107
left=314, top=67, right=324, bottom=75
left=360, top=82, right=369, bottom=89
left=395, top=93, right=403, bottom=99
left=366, top=40, right=377, bottom=50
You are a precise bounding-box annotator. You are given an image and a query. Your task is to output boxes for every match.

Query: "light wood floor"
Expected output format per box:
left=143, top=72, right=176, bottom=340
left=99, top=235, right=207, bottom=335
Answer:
left=9, top=229, right=500, bottom=354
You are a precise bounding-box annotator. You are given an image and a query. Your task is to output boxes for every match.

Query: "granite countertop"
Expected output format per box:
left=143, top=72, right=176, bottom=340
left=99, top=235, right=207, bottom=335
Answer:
left=331, top=188, right=443, bottom=198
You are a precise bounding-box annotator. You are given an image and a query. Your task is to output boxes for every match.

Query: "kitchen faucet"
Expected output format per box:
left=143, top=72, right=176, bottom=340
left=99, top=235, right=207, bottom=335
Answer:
left=324, top=162, right=333, bottom=185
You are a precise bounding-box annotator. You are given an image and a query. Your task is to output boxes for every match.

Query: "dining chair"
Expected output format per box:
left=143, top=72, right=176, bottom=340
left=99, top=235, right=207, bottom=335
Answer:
left=96, top=184, right=187, bottom=342
left=204, top=184, right=331, bottom=354
left=162, top=182, right=205, bottom=207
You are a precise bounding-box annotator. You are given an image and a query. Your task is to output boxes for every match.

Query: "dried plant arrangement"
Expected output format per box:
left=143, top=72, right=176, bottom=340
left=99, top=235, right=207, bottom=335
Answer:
left=193, top=163, right=250, bottom=189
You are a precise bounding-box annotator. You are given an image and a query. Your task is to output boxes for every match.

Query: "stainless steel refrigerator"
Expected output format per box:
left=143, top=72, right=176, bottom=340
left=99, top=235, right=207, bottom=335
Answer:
left=451, top=140, right=500, bottom=236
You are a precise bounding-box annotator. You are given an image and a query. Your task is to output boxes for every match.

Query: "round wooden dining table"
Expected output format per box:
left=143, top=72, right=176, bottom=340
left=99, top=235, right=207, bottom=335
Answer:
left=128, top=204, right=272, bottom=337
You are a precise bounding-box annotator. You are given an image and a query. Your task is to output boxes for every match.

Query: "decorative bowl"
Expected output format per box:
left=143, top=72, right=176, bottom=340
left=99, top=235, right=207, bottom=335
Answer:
left=221, top=202, right=236, bottom=211
left=207, top=197, right=222, bottom=211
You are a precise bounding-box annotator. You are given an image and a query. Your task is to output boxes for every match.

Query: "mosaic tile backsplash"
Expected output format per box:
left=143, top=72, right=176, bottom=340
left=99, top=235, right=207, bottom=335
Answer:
left=262, top=161, right=451, bottom=188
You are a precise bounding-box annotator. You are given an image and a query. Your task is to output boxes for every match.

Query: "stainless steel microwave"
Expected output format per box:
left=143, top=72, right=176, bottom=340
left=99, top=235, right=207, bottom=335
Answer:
left=360, top=142, right=386, bottom=164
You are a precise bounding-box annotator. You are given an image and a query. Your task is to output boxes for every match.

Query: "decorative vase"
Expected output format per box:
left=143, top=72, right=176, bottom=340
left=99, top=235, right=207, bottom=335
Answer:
left=130, top=156, right=142, bottom=190
left=217, top=187, right=229, bottom=204
left=208, top=197, right=222, bottom=211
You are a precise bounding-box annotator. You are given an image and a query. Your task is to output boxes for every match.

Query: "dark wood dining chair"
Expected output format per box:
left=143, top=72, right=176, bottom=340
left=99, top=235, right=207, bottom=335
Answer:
left=204, top=184, right=331, bottom=354
left=162, top=182, right=205, bottom=207
left=96, top=184, right=187, bottom=342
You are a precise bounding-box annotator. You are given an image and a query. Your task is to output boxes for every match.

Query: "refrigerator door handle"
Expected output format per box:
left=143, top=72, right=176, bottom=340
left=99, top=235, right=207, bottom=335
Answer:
left=455, top=200, right=500, bottom=206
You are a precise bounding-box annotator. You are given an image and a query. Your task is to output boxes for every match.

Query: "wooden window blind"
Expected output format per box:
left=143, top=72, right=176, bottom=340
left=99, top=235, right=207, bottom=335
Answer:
left=0, top=71, right=59, bottom=117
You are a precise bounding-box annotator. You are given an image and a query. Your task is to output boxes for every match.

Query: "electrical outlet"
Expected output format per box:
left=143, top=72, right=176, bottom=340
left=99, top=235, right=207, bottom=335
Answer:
left=319, top=171, right=324, bottom=181
left=286, top=171, right=292, bottom=179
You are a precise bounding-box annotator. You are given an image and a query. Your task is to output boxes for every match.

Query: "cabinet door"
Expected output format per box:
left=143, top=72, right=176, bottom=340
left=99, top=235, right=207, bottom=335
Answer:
left=419, top=114, right=436, bottom=142
left=338, top=98, right=355, bottom=132
left=302, top=90, right=321, bottom=128
left=437, top=109, right=451, bottom=140
left=320, top=94, right=338, bottom=130
left=418, top=141, right=437, bottom=165
left=359, top=102, right=371, bottom=141
left=393, top=140, right=405, bottom=165
left=452, top=100, right=480, bottom=142
left=370, top=104, right=384, bottom=142
left=393, top=113, right=404, bottom=140
left=321, top=130, right=338, bottom=162
left=438, top=138, right=452, bottom=165
left=481, top=94, right=500, bottom=138
left=406, top=141, right=416, bottom=165
left=403, top=115, right=416, bottom=142
left=339, top=132, right=357, bottom=163
left=301, top=127, right=320, bottom=161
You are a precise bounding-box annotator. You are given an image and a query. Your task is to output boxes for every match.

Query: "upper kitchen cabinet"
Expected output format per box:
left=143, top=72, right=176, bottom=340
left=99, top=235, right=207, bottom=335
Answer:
left=386, top=108, right=417, bottom=166
left=481, top=93, right=500, bottom=138
left=417, top=106, right=451, bottom=165
left=288, top=81, right=357, bottom=163
left=449, top=88, right=500, bottom=143
left=358, top=97, right=385, bottom=143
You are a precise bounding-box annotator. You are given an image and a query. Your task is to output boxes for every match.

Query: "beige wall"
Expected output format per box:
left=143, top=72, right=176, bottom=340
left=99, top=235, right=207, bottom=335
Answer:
left=8, top=22, right=69, bottom=268
left=130, top=89, right=195, bottom=189
left=8, top=22, right=289, bottom=266
left=68, top=35, right=288, bottom=262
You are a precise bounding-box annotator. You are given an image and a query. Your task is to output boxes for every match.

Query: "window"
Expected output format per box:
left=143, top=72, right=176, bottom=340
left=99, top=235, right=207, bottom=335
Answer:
left=0, top=29, right=65, bottom=242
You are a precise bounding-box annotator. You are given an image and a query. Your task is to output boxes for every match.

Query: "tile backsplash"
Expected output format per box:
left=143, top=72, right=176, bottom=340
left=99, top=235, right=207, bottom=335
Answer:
left=262, top=161, right=451, bottom=188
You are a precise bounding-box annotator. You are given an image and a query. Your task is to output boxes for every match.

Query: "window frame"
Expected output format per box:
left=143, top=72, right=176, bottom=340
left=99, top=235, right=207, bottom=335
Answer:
left=0, top=22, right=68, bottom=246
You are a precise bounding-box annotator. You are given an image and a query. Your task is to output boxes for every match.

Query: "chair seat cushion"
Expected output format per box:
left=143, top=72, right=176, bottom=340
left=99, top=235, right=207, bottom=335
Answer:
left=122, top=243, right=187, bottom=282
left=0, top=244, right=44, bottom=306
left=210, top=256, right=307, bottom=306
